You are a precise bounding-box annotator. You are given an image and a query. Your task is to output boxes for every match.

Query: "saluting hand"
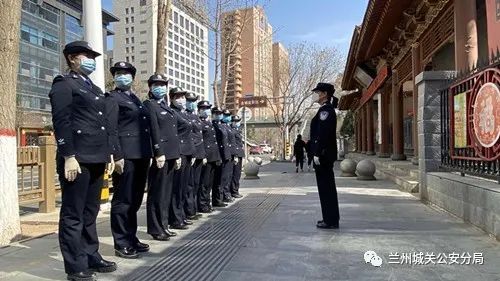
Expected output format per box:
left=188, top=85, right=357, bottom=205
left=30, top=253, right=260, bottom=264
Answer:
left=313, top=156, right=320, bottom=166
left=156, top=155, right=166, bottom=169
left=64, top=156, right=81, bottom=182
left=174, top=158, right=182, bottom=170
left=115, top=158, right=125, bottom=174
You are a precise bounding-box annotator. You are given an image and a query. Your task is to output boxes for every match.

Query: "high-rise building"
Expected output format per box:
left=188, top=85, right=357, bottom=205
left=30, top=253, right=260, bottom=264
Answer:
left=221, top=6, right=273, bottom=118
left=272, top=42, right=289, bottom=99
left=18, top=0, right=118, bottom=145
left=112, top=0, right=209, bottom=100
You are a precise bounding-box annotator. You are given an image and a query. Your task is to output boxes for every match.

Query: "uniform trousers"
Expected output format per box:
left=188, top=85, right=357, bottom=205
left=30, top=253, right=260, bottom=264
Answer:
left=185, top=158, right=203, bottom=216
left=222, top=159, right=234, bottom=200
left=199, top=161, right=217, bottom=210
left=170, top=155, right=191, bottom=226
left=57, top=161, right=105, bottom=274
left=147, top=159, right=175, bottom=236
left=111, top=158, right=149, bottom=248
left=230, top=157, right=242, bottom=195
left=314, top=159, right=340, bottom=225
left=212, top=159, right=229, bottom=205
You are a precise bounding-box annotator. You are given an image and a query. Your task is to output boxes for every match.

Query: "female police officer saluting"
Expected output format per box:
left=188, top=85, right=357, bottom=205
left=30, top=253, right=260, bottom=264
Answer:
left=49, top=41, right=116, bottom=281
left=106, top=62, right=152, bottom=258
left=143, top=74, right=182, bottom=241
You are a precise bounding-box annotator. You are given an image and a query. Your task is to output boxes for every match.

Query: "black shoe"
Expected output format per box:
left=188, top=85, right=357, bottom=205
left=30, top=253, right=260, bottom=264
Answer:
left=134, top=242, right=150, bottom=253
left=317, top=220, right=323, bottom=224
left=115, top=247, right=140, bottom=259
left=170, top=224, right=189, bottom=230
left=231, top=194, right=243, bottom=198
left=199, top=207, right=213, bottom=213
left=223, top=197, right=234, bottom=203
left=152, top=234, right=170, bottom=241
left=316, top=221, right=339, bottom=229
left=67, top=271, right=96, bottom=281
left=183, top=219, right=194, bottom=225
left=165, top=228, right=178, bottom=237
left=213, top=202, right=227, bottom=207
left=296, top=168, right=298, bottom=173
left=187, top=213, right=202, bottom=220
left=89, top=259, right=117, bottom=273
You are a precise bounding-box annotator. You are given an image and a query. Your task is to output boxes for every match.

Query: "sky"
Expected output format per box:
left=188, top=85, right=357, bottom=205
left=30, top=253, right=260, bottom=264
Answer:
left=102, top=0, right=368, bottom=99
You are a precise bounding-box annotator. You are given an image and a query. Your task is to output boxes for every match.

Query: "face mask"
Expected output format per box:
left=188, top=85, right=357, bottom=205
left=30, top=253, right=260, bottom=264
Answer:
left=214, top=114, right=223, bottom=121
left=234, top=121, right=241, bottom=128
left=174, top=97, right=187, bottom=110
left=199, top=109, right=210, bottom=118
left=222, top=115, right=232, bottom=123
left=311, top=92, right=320, bottom=104
left=114, top=74, right=133, bottom=90
left=151, top=85, right=167, bottom=99
left=186, top=101, right=197, bottom=112
left=79, top=57, right=96, bottom=75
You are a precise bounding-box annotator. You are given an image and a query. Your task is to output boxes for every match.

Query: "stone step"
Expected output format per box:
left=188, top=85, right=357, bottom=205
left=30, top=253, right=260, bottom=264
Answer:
left=375, top=168, right=419, bottom=193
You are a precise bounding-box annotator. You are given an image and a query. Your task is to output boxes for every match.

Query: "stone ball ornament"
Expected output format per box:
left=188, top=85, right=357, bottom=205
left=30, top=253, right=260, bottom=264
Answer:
left=340, top=159, right=357, bottom=177
left=356, top=159, right=376, bottom=181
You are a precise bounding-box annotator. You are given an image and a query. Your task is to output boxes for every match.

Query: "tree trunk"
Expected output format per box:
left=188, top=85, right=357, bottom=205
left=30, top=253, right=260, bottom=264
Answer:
left=155, top=0, right=172, bottom=74
left=0, top=0, right=22, bottom=245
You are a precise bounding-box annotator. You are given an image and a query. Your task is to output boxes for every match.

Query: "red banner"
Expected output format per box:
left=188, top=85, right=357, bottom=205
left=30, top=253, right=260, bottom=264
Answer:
left=358, top=66, right=390, bottom=109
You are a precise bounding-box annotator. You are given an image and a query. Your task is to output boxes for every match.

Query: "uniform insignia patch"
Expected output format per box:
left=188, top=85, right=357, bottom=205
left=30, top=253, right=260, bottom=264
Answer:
left=79, top=89, right=88, bottom=93
left=120, top=62, right=125, bottom=66
left=154, top=144, right=160, bottom=149
left=57, top=138, right=65, bottom=144
left=161, top=111, right=168, bottom=115
left=320, top=111, right=329, bottom=120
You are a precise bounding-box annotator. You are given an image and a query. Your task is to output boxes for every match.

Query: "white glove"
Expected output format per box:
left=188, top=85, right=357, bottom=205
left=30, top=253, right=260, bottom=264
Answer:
left=64, top=156, right=81, bottom=182
left=175, top=158, right=182, bottom=170
left=216, top=160, right=222, bottom=166
left=202, top=158, right=207, bottom=165
left=156, top=155, right=166, bottom=169
left=115, top=158, right=125, bottom=174
left=191, top=157, right=196, bottom=166
left=291, top=156, right=295, bottom=163
left=313, top=156, right=320, bottom=166
left=106, top=154, right=115, bottom=176
left=234, top=157, right=239, bottom=164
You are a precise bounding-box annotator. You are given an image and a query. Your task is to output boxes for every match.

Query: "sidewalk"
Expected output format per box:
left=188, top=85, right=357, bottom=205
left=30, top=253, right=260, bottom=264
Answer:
left=2, top=162, right=500, bottom=280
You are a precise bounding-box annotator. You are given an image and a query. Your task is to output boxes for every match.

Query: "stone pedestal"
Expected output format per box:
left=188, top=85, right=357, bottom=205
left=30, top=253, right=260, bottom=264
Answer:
left=416, top=71, right=456, bottom=200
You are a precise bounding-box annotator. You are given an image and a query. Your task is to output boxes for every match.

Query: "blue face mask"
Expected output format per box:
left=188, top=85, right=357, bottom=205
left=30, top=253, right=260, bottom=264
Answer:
left=213, top=114, right=223, bottom=121
left=151, top=85, right=167, bottom=99
left=186, top=101, right=197, bottom=112
left=79, top=57, right=96, bottom=75
left=199, top=108, right=210, bottom=118
left=222, top=115, right=232, bottom=123
left=114, top=74, right=133, bottom=90
left=234, top=121, right=241, bottom=128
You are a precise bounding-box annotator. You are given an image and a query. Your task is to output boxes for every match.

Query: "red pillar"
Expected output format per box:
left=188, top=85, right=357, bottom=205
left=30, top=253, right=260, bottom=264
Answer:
left=361, top=106, right=367, bottom=153
left=411, top=43, right=421, bottom=164
left=392, top=70, right=406, bottom=160
left=379, top=91, right=390, bottom=158
left=454, top=0, right=478, bottom=70
left=356, top=115, right=362, bottom=152
left=366, top=101, right=375, bottom=155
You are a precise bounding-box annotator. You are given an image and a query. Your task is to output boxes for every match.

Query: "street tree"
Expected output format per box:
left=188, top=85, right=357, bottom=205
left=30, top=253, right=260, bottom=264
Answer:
left=156, top=0, right=173, bottom=74
left=262, top=42, right=345, bottom=159
left=0, top=0, right=22, bottom=246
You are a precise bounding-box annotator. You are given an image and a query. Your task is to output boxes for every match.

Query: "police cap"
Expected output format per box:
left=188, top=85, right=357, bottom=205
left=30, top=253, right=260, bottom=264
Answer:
left=185, top=92, right=198, bottom=102
left=63, top=40, right=101, bottom=57
left=211, top=106, right=222, bottom=114
left=169, top=86, right=187, bottom=99
left=222, top=109, right=231, bottom=116
left=312, top=82, right=335, bottom=96
left=110, top=61, right=137, bottom=77
left=148, top=74, right=168, bottom=86
left=198, top=100, right=212, bottom=109
left=232, top=115, right=241, bottom=122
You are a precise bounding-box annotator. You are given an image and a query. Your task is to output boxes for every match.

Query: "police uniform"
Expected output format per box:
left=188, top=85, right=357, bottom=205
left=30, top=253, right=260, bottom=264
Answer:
left=212, top=107, right=231, bottom=207
left=198, top=101, right=221, bottom=212
left=309, top=82, right=340, bottom=228
left=185, top=92, right=205, bottom=218
left=106, top=62, right=152, bottom=257
left=169, top=87, right=196, bottom=228
left=223, top=110, right=237, bottom=202
left=230, top=115, right=245, bottom=197
left=50, top=41, right=116, bottom=278
left=143, top=74, right=180, bottom=240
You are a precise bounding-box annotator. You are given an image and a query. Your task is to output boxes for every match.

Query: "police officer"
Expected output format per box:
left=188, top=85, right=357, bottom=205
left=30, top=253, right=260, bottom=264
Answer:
left=143, top=74, right=181, bottom=241
left=49, top=41, right=116, bottom=281
left=211, top=107, right=230, bottom=208
left=222, top=109, right=237, bottom=202
left=106, top=61, right=151, bottom=259
left=309, top=82, right=340, bottom=229
left=185, top=92, right=205, bottom=219
left=169, top=87, right=196, bottom=229
left=230, top=115, right=244, bottom=198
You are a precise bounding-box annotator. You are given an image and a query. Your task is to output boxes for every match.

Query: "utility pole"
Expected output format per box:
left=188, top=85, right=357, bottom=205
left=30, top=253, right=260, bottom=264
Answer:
left=82, top=0, right=105, bottom=91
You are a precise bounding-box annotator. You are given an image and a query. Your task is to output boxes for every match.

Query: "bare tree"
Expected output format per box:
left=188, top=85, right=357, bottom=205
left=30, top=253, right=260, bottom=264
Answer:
left=0, top=0, right=22, bottom=245
left=261, top=42, right=345, bottom=159
left=156, top=0, right=172, bottom=74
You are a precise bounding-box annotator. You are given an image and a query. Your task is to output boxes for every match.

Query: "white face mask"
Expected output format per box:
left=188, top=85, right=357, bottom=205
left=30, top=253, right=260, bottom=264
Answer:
left=311, top=92, right=320, bottom=104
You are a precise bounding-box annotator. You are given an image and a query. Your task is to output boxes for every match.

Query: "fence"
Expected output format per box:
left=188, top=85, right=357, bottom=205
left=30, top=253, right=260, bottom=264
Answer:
left=440, top=60, right=500, bottom=182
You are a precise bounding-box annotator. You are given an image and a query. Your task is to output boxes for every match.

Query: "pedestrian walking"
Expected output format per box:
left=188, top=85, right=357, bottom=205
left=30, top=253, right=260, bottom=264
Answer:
left=212, top=107, right=230, bottom=208
left=309, top=82, right=340, bottom=229
left=169, top=87, right=196, bottom=229
left=293, top=134, right=306, bottom=172
left=143, top=74, right=180, bottom=241
left=198, top=101, right=222, bottom=212
left=106, top=62, right=152, bottom=258
left=49, top=40, right=116, bottom=281
left=230, top=115, right=244, bottom=198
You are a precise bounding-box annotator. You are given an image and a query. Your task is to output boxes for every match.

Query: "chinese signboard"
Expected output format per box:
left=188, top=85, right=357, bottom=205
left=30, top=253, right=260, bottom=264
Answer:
left=454, top=92, right=467, bottom=148
left=472, top=82, right=500, bottom=148
left=238, top=96, right=267, bottom=108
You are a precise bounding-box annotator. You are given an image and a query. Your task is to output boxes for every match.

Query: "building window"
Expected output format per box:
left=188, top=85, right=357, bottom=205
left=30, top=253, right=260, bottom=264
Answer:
left=140, top=60, right=147, bottom=64
left=131, top=7, right=134, bottom=13
left=180, top=15, right=184, bottom=27
left=126, top=56, right=129, bottom=62
left=131, top=16, right=135, bottom=23
left=168, top=41, right=173, bottom=48
left=180, top=57, right=185, bottom=63
left=126, top=38, right=129, bottom=44
left=175, top=62, right=179, bottom=68
left=140, top=0, right=147, bottom=6
left=131, top=27, right=134, bottom=33
left=174, top=54, right=179, bottom=60
left=141, top=70, right=147, bottom=74
left=140, top=50, right=147, bottom=54
left=126, top=47, right=129, bottom=53
left=168, top=51, right=173, bottom=57
left=126, top=8, right=129, bottom=14
left=140, top=30, right=147, bottom=34
left=140, top=41, right=146, bottom=45
left=131, top=37, right=135, bottom=43
left=174, top=11, right=178, bottom=23
left=131, top=46, right=135, bottom=52
left=174, top=44, right=179, bottom=51
left=169, top=60, right=173, bottom=66
left=190, top=22, right=194, bottom=33
left=181, top=65, right=185, bottom=71
left=140, top=20, right=147, bottom=24
left=131, top=56, right=135, bottom=62
left=169, top=69, right=174, bottom=76
left=126, top=17, right=129, bottom=24
left=181, top=82, right=185, bottom=88
left=125, top=27, right=129, bottom=34
left=174, top=26, right=179, bottom=32
left=175, top=71, right=179, bottom=78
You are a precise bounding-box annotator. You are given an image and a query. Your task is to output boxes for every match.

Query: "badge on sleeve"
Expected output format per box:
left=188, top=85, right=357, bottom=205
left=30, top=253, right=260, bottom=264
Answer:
left=320, top=111, right=329, bottom=120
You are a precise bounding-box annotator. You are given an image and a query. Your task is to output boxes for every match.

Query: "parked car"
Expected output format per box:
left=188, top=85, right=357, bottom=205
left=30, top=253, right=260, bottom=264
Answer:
left=249, top=146, right=264, bottom=155
left=260, top=144, right=273, bottom=154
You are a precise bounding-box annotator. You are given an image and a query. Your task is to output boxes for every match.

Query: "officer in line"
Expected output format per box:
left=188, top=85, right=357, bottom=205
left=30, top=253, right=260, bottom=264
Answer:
left=143, top=74, right=181, bottom=241
left=49, top=40, right=116, bottom=281
left=230, top=115, right=244, bottom=198
left=197, top=101, right=221, bottom=213
left=106, top=62, right=152, bottom=258
left=185, top=92, right=206, bottom=219
left=221, top=109, right=237, bottom=203
left=169, top=87, right=196, bottom=229
left=309, top=82, right=340, bottom=229
left=211, top=107, right=230, bottom=208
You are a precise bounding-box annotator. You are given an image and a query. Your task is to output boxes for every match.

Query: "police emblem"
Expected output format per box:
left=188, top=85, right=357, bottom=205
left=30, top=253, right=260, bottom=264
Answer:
left=120, top=62, right=125, bottom=67
left=320, top=111, right=329, bottom=120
